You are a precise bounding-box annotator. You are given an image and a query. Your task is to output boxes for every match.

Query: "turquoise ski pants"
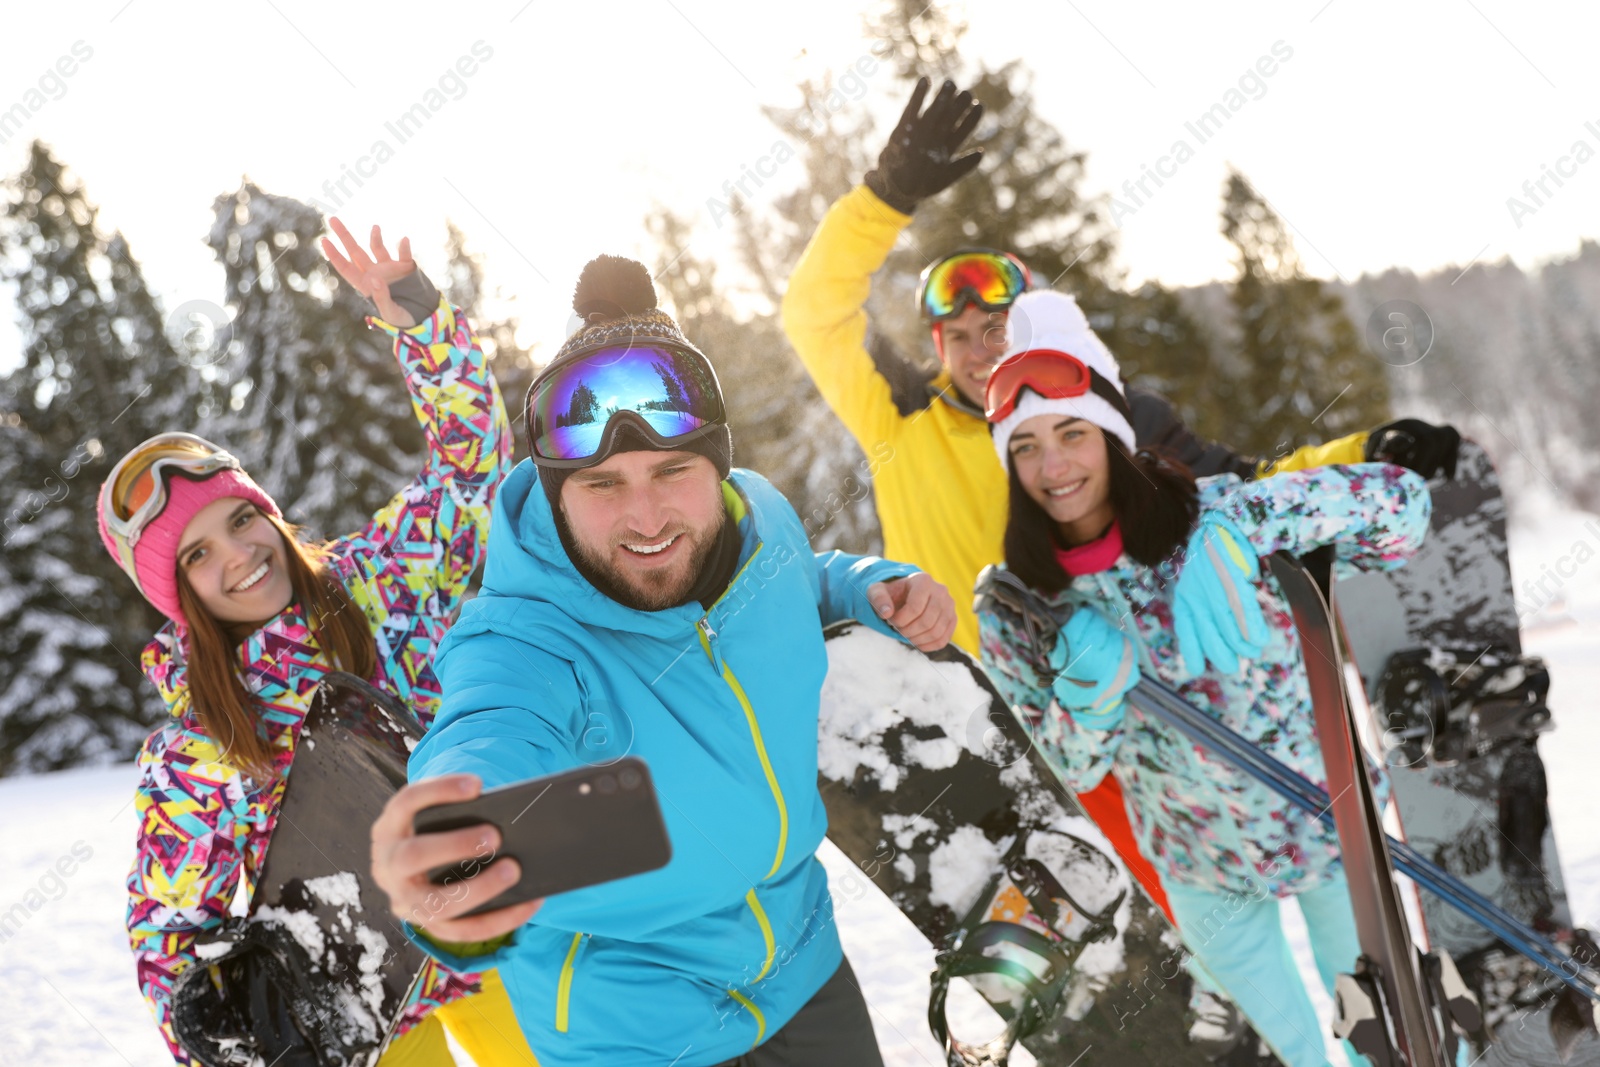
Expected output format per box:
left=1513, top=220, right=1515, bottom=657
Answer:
left=1166, top=874, right=1361, bottom=1067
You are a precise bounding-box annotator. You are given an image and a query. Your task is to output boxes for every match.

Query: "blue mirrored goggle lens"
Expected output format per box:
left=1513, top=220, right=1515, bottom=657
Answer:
left=531, top=345, right=721, bottom=461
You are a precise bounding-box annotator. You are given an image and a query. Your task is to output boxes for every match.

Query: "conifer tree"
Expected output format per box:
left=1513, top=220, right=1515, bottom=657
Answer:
left=1220, top=168, right=1390, bottom=458
left=201, top=183, right=423, bottom=537
left=646, top=0, right=1221, bottom=549
left=443, top=220, right=537, bottom=462
left=0, top=141, right=183, bottom=771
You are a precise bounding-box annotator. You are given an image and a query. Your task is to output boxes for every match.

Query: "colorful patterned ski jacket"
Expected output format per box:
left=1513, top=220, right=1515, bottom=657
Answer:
left=978, top=464, right=1431, bottom=899
left=125, top=297, right=511, bottom=1065
left=404, top=460, right=919, bottom=1067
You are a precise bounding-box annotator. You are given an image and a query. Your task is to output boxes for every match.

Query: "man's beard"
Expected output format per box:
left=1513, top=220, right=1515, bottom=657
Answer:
left=566, top=508, right=727, bottom=612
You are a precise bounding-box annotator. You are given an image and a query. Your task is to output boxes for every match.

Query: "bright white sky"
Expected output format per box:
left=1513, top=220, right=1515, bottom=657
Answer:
left=2, top=0, right=1597, bottom=366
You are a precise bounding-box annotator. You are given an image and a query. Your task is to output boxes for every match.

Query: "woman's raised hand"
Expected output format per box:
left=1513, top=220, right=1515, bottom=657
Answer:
left=321, top=217, right=420, bottom=328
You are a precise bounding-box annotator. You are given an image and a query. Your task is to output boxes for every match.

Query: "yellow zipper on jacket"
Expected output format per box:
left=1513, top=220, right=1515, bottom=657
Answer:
left=555, top=931, right=586, bottom=1033
left=697, top=615, right=789, bottom=880
left=726, top=988, right=767, bottom=1049
left=745, top=888, right=776, bottom=982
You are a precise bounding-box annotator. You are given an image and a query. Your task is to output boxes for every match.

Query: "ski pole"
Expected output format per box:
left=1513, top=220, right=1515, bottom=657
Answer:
left=1125, top=677, right=1600, bottom=1004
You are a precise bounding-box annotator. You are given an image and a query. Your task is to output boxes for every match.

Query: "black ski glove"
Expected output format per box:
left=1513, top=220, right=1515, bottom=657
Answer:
left=1364, top=418, right=1462, bottom=480
left=863, top=76, right=984, bottom=214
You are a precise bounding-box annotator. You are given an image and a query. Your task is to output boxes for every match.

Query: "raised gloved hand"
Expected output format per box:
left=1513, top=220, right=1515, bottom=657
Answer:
left=864, top=76, right=985, bottom=214
left=1048, top=608, right=1141, bottom=729
left=1364, top=418, right=1462, bottom=480
left=1171, top=514, right=1269, bottom=677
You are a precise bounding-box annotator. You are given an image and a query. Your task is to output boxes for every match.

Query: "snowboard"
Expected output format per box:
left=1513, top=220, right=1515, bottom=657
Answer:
left=818, top=621, right=1280, bottom=1066
left=173, top=672, right=431, bottom=1067
left=1337, top=439, right=1599, bottom=1064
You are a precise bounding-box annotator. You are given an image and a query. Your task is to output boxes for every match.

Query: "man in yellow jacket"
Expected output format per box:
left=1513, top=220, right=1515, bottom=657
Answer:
left=780, top=77, right=1462, bottom=926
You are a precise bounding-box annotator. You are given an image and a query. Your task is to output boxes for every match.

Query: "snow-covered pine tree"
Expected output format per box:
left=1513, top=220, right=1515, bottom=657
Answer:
left=0, top=421, right=150, bottom=773
left=1220, top=168, right=1390, bottom=459
left=202, top=183, right=423, bottom=539
left=0, top=141, right=186, bottom=773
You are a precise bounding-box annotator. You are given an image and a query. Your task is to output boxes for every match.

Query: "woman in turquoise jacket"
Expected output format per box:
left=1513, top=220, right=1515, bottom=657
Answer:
left=975, top=291, right=1433, bottom=1067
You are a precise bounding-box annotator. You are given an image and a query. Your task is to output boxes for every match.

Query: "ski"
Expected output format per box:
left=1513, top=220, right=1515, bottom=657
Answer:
left=1268, top=550, right=1449, bottom=1065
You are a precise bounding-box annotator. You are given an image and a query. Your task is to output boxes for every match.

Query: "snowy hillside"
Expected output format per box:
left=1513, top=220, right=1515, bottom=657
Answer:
left=4, top=492, right=1598, bottom=1066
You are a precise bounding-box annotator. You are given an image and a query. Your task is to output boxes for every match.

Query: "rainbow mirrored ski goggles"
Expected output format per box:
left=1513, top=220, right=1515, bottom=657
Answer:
left=917, top=249, right=1032, bottom=322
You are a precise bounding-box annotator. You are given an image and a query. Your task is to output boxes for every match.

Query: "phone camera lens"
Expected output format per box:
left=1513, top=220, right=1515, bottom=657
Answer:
left=597, top=774, right=617, bottom=794
left=619, top=767, right=642, bottom=790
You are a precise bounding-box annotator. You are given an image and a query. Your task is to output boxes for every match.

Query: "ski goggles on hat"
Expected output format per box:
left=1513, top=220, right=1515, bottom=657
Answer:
left=526, top=342, right=726, bottom=468
left=917, top=249, right=1032, bottom=322
left=100, top=433, right=243, bottom=571
left=983, top=348, right=1133, bottom=425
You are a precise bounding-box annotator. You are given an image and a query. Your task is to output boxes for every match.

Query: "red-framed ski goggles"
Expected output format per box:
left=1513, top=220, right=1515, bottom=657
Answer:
left=983, top=349, right=1133, bottom=425
left=100, top=433, right=244, bottom=576
left=917, top=249, right=1032, bottom=322
left=526, top=342, right=726, bottom=468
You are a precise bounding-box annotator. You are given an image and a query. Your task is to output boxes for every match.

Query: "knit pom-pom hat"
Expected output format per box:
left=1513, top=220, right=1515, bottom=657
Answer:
left=988, top=290, right=1136, bottom=466
left=531, top=255, right=732, bottom=515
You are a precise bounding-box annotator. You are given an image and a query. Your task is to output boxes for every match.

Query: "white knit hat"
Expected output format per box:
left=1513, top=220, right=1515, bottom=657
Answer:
left=989, top=290, right=1136, bottom=467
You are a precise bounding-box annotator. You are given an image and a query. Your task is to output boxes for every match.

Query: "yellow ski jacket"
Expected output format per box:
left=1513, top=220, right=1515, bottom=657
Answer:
left=781, top=185, right=1368, bottom=653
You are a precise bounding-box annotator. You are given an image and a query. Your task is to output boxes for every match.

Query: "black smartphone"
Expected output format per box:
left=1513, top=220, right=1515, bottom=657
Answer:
left=411, top=757, right=672, bottom=918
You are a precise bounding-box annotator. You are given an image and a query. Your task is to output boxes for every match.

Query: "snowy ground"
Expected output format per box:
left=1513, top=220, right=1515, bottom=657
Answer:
left=4, top=492, right=1599, bottom=1067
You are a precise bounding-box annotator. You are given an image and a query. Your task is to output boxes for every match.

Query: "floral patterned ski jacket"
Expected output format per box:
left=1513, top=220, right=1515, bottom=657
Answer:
left=978, top=463, right=1431, bottom=899
left=125, top=297, right=511, bottom=1064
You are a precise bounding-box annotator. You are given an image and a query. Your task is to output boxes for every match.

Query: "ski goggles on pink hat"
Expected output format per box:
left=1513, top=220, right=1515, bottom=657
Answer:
left=98, top=433, right=245, bottom=581
left=525, top=342, right=726, bottom=468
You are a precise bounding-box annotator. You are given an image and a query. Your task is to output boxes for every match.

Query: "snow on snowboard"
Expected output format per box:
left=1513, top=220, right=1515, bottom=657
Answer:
left=171, top=673, right=429, bottom=1067
left=1339, top=439, right=1600, bottom=1065
left=818, top=621, right=1280, bottom=1066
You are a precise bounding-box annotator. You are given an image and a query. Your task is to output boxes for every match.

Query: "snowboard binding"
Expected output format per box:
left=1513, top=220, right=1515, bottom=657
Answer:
left=928, top=830, right=1125, bottom=1066
left=1374, top=646, right=1553, bottom=768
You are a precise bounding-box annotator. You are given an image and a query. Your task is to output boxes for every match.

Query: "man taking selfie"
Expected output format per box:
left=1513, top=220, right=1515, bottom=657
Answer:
left=370, top=255, right=955, bottom=1067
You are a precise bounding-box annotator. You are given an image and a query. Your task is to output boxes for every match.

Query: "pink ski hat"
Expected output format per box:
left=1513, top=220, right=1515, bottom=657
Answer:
left=97, top=433, right=281, bottom=629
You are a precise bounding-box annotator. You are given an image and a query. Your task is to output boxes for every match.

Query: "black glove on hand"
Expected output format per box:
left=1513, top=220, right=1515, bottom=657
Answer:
left=864, top=76, right=984, bottom=214
left=1365, top=417, right=1462, bottom=480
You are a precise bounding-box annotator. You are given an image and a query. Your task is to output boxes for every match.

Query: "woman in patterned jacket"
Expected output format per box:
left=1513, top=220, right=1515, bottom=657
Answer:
left=96, top=219, right=532, bottom=1066
left=975, top=291, right=1433, bottom=1067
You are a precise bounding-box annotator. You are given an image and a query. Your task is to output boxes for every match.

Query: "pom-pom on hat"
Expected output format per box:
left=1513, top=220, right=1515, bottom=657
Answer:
left=988, top=290, right=1136, bottom=467
left=547, top=255, right=705, bottom=367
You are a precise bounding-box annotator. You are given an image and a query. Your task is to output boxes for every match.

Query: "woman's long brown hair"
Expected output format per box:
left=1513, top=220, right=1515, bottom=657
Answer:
left=175, top=513, right=376, bottom=782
